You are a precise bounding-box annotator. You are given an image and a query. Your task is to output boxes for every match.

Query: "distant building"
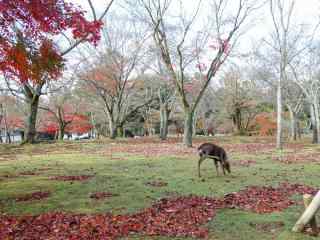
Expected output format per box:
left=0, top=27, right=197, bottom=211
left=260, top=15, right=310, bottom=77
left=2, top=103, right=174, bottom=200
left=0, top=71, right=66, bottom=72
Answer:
left=0, top=116, right=25, bottom=143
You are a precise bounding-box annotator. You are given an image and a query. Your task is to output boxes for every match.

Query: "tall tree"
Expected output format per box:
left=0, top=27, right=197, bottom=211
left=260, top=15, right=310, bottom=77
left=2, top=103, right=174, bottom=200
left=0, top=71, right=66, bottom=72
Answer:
left=283, top=80, right=304, bottom=141
left=222, top=68, right=261, bottom=135
left=290, top=43, right=320, bottom=143
left=269, top=0, right=295, bottom=149
left=147, top=51, right=176, bottom=140
left=132, top=0, right=261, bottom=146
left=80, top=14, right=153, bottom=138
left=0, top=0, right=114, bottom=143
left=40, top=88, right=82, bottom=140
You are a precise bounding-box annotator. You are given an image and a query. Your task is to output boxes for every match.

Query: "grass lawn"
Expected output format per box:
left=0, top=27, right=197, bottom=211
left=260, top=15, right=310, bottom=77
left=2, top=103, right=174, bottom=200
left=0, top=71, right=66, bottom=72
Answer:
left=0, top=136, right=319, bottom=239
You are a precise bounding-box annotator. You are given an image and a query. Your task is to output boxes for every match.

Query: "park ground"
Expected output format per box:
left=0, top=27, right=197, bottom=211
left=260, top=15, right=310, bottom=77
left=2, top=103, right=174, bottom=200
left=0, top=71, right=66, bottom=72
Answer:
left=0, top=136, right=319, bottom=239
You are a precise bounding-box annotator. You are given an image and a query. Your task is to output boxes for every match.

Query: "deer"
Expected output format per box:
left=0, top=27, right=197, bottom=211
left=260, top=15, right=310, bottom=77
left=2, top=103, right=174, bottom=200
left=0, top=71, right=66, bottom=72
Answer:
left=198, top=143, right=231, bottom=177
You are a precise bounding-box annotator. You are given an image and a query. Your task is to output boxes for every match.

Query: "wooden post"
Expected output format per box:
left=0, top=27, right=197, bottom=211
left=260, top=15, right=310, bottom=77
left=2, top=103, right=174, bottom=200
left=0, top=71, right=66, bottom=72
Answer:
left=303, top=194, right=318, bottom=235
left=292, top=191, right=320, bottom=234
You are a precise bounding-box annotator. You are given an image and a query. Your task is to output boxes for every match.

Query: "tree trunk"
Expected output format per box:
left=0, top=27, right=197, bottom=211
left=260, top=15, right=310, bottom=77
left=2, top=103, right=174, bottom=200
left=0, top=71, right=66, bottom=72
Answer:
left=6, top=131, right=11, bottom=143
left=90, top=112, right=97, bottom=139
left=3, top=116, right=9, bottom=143
left=276, top=79, right=283, bottom=149
left=183, top=109, right=194, bottom=147
left=297, top=121, right=301, bottom=139
left=107, top=113, right=117, bottom=139
left=288, top=106, right=297, bottom=141
left=292, top=116, right=297, bottom=141
left=235, top=108, right=242, bottom=134
left=58, top=123, right=65, bottom=140
left=25, top=95, right=40, bottom=144
left=117, top=125, right=124, bottom=137
left=313, top=98, right=320, bottom=143
left=109, top=121, right=117, bottom=139
left=310, top=104, right=318, bottom=144
left=159, top=105, right=169, bottom=140
left=192, top=111, right=198, bottom=137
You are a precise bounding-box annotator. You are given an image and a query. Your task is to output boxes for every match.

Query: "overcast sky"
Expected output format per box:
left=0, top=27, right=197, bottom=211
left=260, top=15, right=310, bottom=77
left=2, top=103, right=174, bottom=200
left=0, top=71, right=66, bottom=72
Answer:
left=68, top=0, right=320, bottom=83
left=74, top=0, right=320, bottom=44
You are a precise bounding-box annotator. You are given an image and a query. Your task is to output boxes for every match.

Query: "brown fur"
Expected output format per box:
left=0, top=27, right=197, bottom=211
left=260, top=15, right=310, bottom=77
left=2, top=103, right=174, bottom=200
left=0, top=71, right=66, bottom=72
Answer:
left=198, top=143, right=231, bottom=177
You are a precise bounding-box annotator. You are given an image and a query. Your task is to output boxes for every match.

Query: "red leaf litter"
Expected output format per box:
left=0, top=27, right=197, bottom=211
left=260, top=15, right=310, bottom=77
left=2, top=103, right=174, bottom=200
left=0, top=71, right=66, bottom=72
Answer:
left=0, top=183, right=317, bottom=239
left=224, top=183, right=317, bottom=213
left=233, top=160, right=257, bottom=167
left=273, top=152, right=320, bottom=164
left=50, top=175, right=93, bottom=181
left=15, top=191, right=51, bottom=202
left=146, top=181, right=168, bottom=187
left=19, top=171, right=38, bottom=176
left=90, top=192, right=119, bottom=200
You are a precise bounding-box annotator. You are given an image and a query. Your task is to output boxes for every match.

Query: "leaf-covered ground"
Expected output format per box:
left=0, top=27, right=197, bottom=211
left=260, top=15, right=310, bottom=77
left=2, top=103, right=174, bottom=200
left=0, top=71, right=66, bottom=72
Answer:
left=0, top=136, right=319, bottom=239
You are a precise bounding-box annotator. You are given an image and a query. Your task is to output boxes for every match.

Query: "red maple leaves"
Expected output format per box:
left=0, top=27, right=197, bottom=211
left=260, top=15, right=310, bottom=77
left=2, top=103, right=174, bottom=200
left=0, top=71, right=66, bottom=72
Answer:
left=0, top=0, right=103, bottom=83
left=90, top=192, right=119, bottom=200
left=15, top=191, right=51, bottom=202
left=50, top=175, right=94, bottom=181
left=224, top=183, right=317, bottom=214
left=0, top=183, right=316, bottom=239
left=39, top=112, right=92, bottom=134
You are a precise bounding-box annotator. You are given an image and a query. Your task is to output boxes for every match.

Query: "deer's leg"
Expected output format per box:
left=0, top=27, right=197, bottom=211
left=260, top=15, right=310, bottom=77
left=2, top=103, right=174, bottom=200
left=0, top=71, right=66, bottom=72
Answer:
left=221, top=162, right=226, bottom=175
left=214, top=160, right=219, bottom=176
left=198, top=156, right=205, bottom=177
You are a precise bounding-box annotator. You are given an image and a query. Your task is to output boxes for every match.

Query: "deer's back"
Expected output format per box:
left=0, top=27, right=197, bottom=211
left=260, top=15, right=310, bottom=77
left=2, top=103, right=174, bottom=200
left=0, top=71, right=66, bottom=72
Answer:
left=198, top=143, right=226, bottom=160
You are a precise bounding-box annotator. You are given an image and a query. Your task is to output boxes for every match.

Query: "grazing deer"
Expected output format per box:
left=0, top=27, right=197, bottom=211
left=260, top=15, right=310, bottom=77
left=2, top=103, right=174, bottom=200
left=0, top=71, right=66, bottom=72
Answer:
left=198, top=143, right=231, bottom=177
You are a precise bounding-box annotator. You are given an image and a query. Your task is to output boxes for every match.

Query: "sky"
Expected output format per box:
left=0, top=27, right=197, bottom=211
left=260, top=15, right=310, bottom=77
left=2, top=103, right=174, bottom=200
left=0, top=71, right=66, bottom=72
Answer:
left=71, top=0, right=320, bottom=81
left=73, top=0, right=320, bottom=51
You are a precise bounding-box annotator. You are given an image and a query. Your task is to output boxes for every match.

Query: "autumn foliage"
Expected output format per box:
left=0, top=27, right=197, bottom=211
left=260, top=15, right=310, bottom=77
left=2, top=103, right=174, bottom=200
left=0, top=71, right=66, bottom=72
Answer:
left=0, top=0, right=103, bottom=83
left=0, top=115, right=25, bottom=130
left=0, top=183, right=316, bottom=239
left=39, top=112, right=92, bottom=135
left=251, top=112, right=277, bottom=136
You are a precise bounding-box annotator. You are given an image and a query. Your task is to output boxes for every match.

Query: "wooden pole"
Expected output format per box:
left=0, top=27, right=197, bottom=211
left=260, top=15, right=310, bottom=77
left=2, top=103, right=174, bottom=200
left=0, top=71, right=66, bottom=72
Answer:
left=292, top=191, right=320, bottom=234
left=303, top=194, right=318, bottom=235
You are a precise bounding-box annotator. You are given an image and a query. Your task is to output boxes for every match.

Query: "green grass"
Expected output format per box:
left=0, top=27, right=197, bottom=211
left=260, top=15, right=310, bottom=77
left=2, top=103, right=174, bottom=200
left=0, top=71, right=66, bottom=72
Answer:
left=0, top=137, right=319, bottom=239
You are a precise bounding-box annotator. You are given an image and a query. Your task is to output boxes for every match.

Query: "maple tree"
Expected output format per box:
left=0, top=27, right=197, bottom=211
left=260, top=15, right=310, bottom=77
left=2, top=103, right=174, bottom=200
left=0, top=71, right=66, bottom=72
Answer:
left=252, top=112, right=277, bottom=136
left=0, top=0, right=114, bottom=143
left=221, top=68, right=262, bottom=135
left=38, top=88, right=92, bottom=140
left=39, top=111, right=92, bottom=139
left=80, top=14, right=153, bottom=139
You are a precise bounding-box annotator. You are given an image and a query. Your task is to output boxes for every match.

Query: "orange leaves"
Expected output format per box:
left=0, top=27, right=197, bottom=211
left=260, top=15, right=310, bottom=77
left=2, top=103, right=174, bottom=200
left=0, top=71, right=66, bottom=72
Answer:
left=39, top=112, right=92, bottom=134
left=66, top=114, right=92, bottom=134
left=5, top=43, right=31, bottom=82
left=253, top=113, right=277, bottom=136
left=86, top=66, right=119, bottom=96
left=0, top=0, right=103, bottom=83
left=37, top=40, right=64, bottom=77
left=3, top=38, right=63, bottom=83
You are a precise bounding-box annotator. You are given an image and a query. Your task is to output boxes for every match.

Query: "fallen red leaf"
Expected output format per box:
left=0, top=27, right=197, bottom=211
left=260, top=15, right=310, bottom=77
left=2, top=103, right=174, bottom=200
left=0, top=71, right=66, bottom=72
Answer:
left=0, top=183, right=316, bottom=239
left=50, top=175, right=94, bottom=181
left=90, top=192, right=119, bottom=200
left=15, top=191, right=51, bottom=202
left=146, top=181, right=168, bottom=187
